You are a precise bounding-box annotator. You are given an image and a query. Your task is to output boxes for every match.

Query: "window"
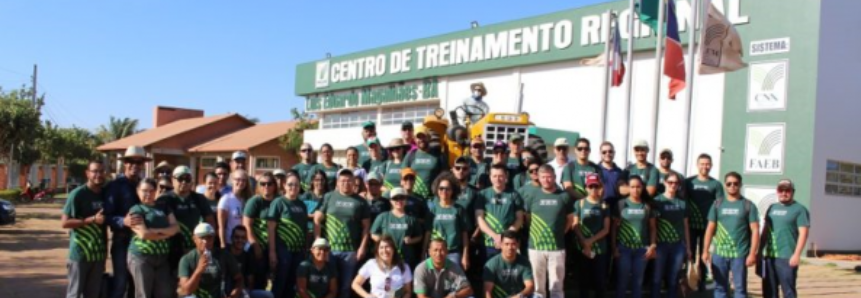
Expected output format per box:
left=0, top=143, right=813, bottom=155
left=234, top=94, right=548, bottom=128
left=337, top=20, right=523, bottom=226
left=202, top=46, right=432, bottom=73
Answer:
left=200, top=157, right=219, bottom=169
left=381, top=103, right=438, bottom=126
left=825, top=159, right=861, bottom=197
left=255, top=157, right=281, bottom=170
left=322, top=110, right=376, bottom=129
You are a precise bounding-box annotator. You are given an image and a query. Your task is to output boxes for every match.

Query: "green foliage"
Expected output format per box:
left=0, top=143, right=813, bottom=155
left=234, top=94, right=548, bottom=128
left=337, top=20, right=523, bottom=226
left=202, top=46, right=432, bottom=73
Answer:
left=0, top=189, right=22, bottom=201
left=96, top=116, right=139, bottom=144
left=0, top=86, right=45, bottom=166
left=278, top=108, right=318, bottom=154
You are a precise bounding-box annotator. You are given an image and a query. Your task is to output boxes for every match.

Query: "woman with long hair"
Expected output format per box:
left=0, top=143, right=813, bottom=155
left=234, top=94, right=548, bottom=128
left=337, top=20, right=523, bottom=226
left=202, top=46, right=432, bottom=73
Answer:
left=242, top=172, right=279, bottom=290
left=319, top=143, right=342, bottom=191
left=613, top=175, right=658, bottom=298
left=382, top=138, right=409, bottom=191
left=267, top=173, right=309, bottom=298
left=428, top=173, right=469, bottom=270
left=127, top=178, right=179, bottom=298
left=218, top=169, right=252, bottom=249
left=302, top=170, right=328, bottom=237
left=370, top=188, right=423, bottom=268
left=513, top=148, right=541, bottom=190
left=352, top=235, right=413, bottom=298
left=651, top=172, right=691, bottom=298
left=346, top=146, right=368, bottom=182
left=202, top=172, right=221, bottom=214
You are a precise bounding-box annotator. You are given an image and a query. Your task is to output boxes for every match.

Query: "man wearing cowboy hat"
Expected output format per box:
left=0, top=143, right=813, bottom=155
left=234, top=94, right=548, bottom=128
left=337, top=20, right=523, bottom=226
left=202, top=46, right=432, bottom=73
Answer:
left=461, top=82, right=491, bottom=124
left=103, top=145, right=151, bottom=298
left=154, top=161, right=173, bottom=179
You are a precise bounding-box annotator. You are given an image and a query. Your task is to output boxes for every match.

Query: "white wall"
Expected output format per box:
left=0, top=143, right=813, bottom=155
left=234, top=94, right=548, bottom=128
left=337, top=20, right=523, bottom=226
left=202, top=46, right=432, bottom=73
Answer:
left=809, top=0, right=861, bottom=251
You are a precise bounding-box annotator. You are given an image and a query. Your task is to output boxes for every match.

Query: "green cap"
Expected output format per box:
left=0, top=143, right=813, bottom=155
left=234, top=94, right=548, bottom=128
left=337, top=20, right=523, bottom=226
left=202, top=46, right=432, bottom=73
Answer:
left=362, top=121, right=376, bottom=129
left=509, top=133, right=524, bottom=142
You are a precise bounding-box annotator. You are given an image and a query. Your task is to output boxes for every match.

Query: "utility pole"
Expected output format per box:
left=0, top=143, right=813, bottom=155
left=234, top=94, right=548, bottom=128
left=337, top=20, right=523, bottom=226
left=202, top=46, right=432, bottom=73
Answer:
left=32, top=64, right=39, bottom=109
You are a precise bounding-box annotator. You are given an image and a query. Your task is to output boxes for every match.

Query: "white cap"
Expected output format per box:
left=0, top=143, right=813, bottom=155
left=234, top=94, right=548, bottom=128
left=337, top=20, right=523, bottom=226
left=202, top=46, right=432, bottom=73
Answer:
left=390, top=187, right=408, bottom=198
left=554, top=138, right=569, bottom=147
left=273, top=169, right=287, bottom=176
left=232, top=151, right=248, bottom=160
left=311, top=238, right=331, bottom=248
left=172, top=165, right=192, bottom=178
left=193, top=223, right=216, bottom=237
left=633, top=139, right=650, bottom=149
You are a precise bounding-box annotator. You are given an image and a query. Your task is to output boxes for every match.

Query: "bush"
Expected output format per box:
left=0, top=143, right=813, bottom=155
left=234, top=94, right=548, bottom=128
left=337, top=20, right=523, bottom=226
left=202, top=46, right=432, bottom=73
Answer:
left=0, top=188, right=22, bottom=201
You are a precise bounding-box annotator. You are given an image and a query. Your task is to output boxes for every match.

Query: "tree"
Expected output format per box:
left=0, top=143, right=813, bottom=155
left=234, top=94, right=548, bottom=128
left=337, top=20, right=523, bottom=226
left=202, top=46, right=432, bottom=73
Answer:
left=0, top=86, right=44, bottom=166
left=96, top=116, right=139, bottom=144
left=278, top=108, right=318, bottom=154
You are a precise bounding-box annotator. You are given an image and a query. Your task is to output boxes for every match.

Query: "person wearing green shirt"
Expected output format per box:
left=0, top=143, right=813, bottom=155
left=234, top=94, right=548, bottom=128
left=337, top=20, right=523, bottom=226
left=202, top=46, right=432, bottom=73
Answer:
left=414, top=238, right=474, bottom=298
left=563, top=138, right=600, bottom=200
left=178, top=223, right=244, bottom=298
left=656, top=149, right=684, bottom=196
left=761, top=179, right=809, bottom=298
left=293, top=143, right=319, bottom=192
left=428, top=174, right=470, bottom=271
left=317, top=143, right=343, bottom=191
left=363, top=137, right=388, bottom=176
left=314, top=169, right=371, bottom=298
left=652, top=172, right=692, bottom=298
left=302, top=170, right=329, bottom=233
left=127, top=178, right=179, bottom=298
left=383, top=138, right=409, bottom=191
left=383, top=168, right=431, bottom=227
left=505, top=134, right=525, bottom=189
left=243, top=174, right=279, bottom=290
left=267, top=173, right=309, bottom=298
left=161, top=165, right=215, bottom=253
left=482, top=231, right=534, bottom=298
left=405, top=126, right=446, bottom=200
left=298, top=238, right=339, bottom=298
left=476, top=164, right=525, bottom=260
left=468, top=137, right=491, bottom=190
left=683, top=153, right=723, bottom=291
left=513, top=149, right=540, bottom=191
left=363, top=172, right=392, bottom=227
left=355, top=121, right=377, bottom=166
left=613, top=175, right=657, bottom=298
left=622, top=139, right=660, bottom=198
left=572, top=173, right=611, bottom=298
left=516, top=159, right=542, bottom=205
left=702, top=172, right=760, bottom=298
left=371, top=187, right=424, bottom=269
left=62, top=160, right=108, bottom=298
left=524, top=165, right=572, bottom=298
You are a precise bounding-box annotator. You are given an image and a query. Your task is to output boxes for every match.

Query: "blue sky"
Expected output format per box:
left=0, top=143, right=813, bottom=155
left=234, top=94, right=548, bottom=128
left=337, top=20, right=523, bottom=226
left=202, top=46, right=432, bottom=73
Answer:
left=0, top=0, right=602, bottom=130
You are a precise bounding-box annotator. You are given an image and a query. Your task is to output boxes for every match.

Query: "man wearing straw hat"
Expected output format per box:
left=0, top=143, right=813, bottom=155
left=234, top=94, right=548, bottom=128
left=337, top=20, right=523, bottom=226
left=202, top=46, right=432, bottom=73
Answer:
left=104, top=145, right=151, bottom=298
left=461, top=82, right=491, bottom=124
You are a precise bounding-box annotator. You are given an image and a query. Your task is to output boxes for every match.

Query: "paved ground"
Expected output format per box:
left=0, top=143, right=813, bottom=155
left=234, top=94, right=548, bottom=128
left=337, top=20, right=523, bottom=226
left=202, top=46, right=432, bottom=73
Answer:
left=1, top=206, right=859, bottom=298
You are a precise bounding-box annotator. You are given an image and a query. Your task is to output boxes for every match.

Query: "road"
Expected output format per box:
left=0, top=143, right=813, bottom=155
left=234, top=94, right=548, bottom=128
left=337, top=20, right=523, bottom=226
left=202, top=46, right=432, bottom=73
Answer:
left=1, top=206, right=860, bottom=298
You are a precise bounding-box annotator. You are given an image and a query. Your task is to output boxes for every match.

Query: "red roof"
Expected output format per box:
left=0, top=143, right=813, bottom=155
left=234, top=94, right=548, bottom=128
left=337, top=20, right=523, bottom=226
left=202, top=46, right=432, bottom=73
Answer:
left=189, top=121, right=297, bottom=153
left=97, top=114, right=253, bottom=151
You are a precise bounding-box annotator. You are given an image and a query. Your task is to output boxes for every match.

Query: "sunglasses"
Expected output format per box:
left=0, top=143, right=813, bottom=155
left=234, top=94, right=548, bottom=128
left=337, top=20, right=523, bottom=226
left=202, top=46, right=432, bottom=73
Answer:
left=126, top=160, right=145, bottom=165
left=665, top=181, right=679, bottom=185
left=158, top=185, right=173, bottom=191
left=453, top=166, right=466, bottom=171
left=368, top=181, right=382, bottom=186
left=438, top=187, right=451, bottom=191
left=725, top=181, right=740, bottom=187
left=175, top=177, right=192, bottom=183
left=555, top=147, right=568, bottom=151
left=777, top=187, right=793, bottom=193
left=660, top=155, right=673, bottom=160
left=528, top=168, right=539, bottom=174
left=259, top=182, right=274, bottom=187
left=634, top=148, right=648, bottom=152
left=471, top=145, right=484, bottom=149
left=403, top=176, right=416, bottom=181
left=587, top=184, right=601, bottom=189
left=392, top=196, right=407, bottom=201
left=602, top=150, right=615, bottom=155
left=576, top=147, right=590, bottom=152
left=216, top=172, right=229, bottom=177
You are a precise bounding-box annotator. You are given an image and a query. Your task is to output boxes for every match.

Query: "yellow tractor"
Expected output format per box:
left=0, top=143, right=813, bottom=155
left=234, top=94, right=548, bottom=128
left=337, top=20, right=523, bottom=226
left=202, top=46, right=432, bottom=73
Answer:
left=419, top=107, right=550, bottom=167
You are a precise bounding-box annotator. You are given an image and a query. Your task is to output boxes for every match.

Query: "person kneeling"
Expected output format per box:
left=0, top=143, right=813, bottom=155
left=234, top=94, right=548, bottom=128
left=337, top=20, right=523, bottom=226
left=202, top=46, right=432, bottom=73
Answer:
left=178, top=223, right=244, bottom=298
left=483, top=231, right=536, bottom=298
left=414, top=237, right=473, bottom=298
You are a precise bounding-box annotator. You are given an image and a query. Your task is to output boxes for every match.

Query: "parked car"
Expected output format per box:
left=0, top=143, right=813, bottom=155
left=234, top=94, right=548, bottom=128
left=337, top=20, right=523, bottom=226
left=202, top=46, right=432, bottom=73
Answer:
left=0, top=198, right=16, bottom=225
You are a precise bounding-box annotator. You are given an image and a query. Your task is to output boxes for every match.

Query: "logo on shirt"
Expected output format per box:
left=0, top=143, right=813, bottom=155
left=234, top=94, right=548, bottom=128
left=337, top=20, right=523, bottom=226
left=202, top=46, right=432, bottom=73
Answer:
left=626, top=209, right=645, bottom=215
left=415, top=158, right=432, bottom=165
left=539, top=200, right=558, bottom=206
left=582, top=209, right=602, bottom=216
left=153, top=210, right=165, bottom=217
left=692, top=185, right=711, bottom=191
left=436, top=214, right=455, bottom=221
left=722, top=208, right=740, bottom=216
left=291, top=207, right=306, bottom=213
left=91, top=202, right=103, bottom=210
left=388, top=223, right=408, bottom=230
left=663, top=204, right=682, bottom=211
left=771, top=210, right=788, bottom=216
left=336, top=201, right=355, bottom=208
left=310, top=274, right=330, bottom=283
left=501, top=268, right=520, bottom=277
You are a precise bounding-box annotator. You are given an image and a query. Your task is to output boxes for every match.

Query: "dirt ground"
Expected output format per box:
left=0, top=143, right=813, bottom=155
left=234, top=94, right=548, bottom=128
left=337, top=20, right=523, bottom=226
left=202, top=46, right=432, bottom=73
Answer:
left=1, top=206, right=860, bottom=298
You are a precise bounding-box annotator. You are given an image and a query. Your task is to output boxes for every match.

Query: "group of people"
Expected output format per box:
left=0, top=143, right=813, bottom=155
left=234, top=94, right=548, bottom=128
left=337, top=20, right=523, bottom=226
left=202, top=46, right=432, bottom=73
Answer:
left=62, top=119, right=810, bottom=298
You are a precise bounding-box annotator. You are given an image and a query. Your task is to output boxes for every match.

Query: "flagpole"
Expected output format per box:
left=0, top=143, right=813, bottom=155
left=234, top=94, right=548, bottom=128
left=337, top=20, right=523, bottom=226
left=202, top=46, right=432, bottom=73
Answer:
left=650, top=0, right=667, bottom=163
left=601, top=10, right=613, bottom=143
left=623, top=0, right=636, bottom=166
left=681, top=0, right=702, bottom=176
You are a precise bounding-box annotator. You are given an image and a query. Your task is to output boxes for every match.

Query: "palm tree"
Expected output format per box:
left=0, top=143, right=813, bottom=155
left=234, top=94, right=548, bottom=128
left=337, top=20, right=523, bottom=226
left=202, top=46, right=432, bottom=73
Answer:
left=96, top=116, right=140, bottom=144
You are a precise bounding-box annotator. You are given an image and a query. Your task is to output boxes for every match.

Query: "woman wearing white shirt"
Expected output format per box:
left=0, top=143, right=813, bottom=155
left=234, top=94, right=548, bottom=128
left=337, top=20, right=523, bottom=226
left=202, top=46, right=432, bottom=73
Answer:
left=352, top=235, right=413, bottom=298
left=218, top=169, right=253, bottom=249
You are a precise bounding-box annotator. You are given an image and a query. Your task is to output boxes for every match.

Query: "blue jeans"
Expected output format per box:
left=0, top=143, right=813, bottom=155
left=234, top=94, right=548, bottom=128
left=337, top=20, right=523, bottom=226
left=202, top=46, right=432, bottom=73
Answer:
left=711, top=254, right=748, bottom=298
left=615, top=246, right=647, bottom=298
left=652, top=242, right=686, bottom=298
left=763, top=258, right=797, bottom=298
left=250, top=247, right=271, bottom=290
left=272, top=244, right=305, bottom=298
left=109, top=235, right=133, bottom=298
left=331, top=251, right=358, bottom=298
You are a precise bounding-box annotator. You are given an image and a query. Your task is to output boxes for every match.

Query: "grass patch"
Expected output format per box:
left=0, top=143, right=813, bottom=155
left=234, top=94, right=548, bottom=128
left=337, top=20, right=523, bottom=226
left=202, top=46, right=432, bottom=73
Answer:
left=825, top=263, right=838, bottom=268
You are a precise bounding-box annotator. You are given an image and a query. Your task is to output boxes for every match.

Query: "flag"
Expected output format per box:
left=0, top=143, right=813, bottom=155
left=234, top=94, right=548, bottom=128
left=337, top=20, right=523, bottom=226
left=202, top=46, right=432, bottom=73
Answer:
left=579, top=17, right=626, bottom=87
left=699, top=3, right=747, bottom=74
left=664, top=0, right=686, bottom=99
left=638, top=0, right=662, bottom=32
left=610, top=17, right=626, bottom=87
